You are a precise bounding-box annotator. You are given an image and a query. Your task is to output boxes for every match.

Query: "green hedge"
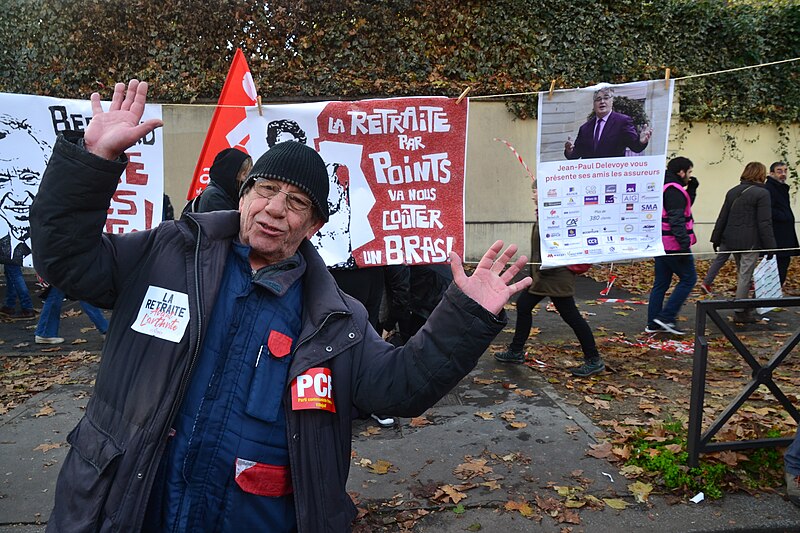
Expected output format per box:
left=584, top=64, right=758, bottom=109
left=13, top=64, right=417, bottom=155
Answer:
left=1, top=0, right=797, bottom=124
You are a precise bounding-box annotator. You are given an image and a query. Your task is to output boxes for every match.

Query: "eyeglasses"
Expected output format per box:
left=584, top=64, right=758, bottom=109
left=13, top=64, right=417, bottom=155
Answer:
left=593, top=95, right=613, bottom=102
left=251, top=179, right=314, bottom=212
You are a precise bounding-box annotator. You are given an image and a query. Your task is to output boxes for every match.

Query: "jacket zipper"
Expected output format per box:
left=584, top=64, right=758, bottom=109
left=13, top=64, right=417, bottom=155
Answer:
left=132, top=215, right=206, bottom=533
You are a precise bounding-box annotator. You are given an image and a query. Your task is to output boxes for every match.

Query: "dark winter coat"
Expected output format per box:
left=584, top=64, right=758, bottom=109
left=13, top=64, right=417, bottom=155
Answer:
left=31, top=133, right=506, bottom=533
left=711, top=181, right=777, bottom=253
left=193, top=147, right=251, bottom=213
left=764, top=176, right=799, bottom=258
left=529, top=223, right=575, bottom=297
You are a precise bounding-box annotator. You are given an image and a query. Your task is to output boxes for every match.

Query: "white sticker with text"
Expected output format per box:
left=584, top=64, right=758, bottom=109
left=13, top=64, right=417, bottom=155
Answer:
left=130, top=286, right=190, bottom=343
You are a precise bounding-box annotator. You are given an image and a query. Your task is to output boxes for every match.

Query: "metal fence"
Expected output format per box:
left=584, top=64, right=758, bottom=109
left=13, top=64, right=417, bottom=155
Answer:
left=687, top=297, right=800, bottom=467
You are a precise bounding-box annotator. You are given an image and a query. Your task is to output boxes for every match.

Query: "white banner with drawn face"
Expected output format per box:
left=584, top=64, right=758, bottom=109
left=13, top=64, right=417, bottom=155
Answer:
left=0, top=92, right=163, bottom=267
left=536, top=80, right=674, bottom=268
left=244, top=97, right=468, bottom=268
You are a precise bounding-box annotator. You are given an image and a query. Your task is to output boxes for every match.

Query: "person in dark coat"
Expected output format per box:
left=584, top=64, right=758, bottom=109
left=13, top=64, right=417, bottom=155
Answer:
left=382, top=263, right=453, bottom=346
left=494, top=222, right=604, bottom=377
left=764, top=161, right=798, bottom=285
left=711, top=161, right=777, bottom=323
left=564, top=87, right=652, bottom=160
left=191, top=147, right=252, bottom=213
left=30, top=79, right=532, bottom=533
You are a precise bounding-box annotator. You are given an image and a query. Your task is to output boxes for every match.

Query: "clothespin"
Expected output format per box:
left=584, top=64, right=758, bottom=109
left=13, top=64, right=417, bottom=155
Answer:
left=664, top=68, right=671, bottom=90
left=257, top=95, right=263, bottom=116
left=548, top=80, right=556, bottom=100
left=456, top=86, right=471, bottom=104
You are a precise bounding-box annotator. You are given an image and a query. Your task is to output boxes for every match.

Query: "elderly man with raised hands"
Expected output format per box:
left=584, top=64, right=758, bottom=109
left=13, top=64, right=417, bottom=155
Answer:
left=30, top=80, right=531, bottom=533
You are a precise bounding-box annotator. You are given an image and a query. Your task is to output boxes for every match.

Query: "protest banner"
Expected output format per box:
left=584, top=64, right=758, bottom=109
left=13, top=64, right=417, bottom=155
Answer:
left=0, top=92, right=163, bottom=267
left=536, top=80, right=674, bottom=268
left=186, top=48, right=258, bottom=200
left=243, top=97, right=468, bottom=267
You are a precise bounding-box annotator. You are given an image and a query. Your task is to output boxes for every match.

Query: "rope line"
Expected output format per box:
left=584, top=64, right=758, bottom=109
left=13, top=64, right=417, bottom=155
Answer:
left=116, top=57, right=800, bottom=107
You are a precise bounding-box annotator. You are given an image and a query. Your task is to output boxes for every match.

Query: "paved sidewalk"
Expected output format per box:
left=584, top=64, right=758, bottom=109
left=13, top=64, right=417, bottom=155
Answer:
left=1, top=274, right=799, bottom=531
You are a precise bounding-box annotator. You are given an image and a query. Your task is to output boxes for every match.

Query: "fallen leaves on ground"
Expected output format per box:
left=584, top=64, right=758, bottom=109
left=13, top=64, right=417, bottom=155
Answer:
left=505, top=499, right=537, bottom=518
left=367, top=459, right=396, bottom=475
left=33, top=442, right=62, bottom=452
left=432, top=484, right=467, bottom=504
left=454, top=458, right=492, bottom=480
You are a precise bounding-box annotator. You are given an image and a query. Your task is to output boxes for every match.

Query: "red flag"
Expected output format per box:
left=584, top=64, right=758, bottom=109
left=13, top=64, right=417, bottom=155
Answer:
left=186, top=48, right=258, bottom=200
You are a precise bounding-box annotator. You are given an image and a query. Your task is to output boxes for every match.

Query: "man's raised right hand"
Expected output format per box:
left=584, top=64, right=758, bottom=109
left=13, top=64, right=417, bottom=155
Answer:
left=84, top=80, right=164, bottom=160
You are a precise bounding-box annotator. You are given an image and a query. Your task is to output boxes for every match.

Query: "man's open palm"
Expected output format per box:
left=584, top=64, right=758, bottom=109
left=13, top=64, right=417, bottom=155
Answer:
left=450, top=241, right=532, bottom=315
left=84, top=80, right=163, bottom=160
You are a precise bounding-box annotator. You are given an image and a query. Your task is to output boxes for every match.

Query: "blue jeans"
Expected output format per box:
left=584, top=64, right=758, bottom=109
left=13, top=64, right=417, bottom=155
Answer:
left=786, top=429, right=800, bottom=475
left=35, top=287, right=108, bottom=337
left=4, top=264, right=33, bottom=311
left=647, top=254, right=697, bottom=325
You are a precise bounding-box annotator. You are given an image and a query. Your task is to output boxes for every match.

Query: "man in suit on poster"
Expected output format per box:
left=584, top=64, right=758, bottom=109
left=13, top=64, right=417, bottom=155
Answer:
left=564, top=87, right=652, bottom=160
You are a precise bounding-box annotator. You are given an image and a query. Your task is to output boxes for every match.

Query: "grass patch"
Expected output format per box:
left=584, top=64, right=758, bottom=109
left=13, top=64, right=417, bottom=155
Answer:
left=625, top=421, right=785, bottom=499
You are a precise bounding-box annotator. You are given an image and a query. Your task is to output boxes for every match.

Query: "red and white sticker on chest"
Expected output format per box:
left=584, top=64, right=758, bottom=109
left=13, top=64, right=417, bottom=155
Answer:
left=291, top=367, right=335, bottom=413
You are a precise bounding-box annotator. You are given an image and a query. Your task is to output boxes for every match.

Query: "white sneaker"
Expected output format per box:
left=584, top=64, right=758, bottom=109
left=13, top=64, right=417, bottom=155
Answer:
left=370, top=414, right=395, bottom=427
left=653, top=319, right=686, bottom=335
left=35, top=335, right=64, bottom=344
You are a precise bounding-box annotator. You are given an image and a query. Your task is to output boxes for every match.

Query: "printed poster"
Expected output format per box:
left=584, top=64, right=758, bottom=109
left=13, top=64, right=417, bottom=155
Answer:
left=536, top=80, right=674, bottom=268
left=244, top=97, right=468, bottom=267
left=0, top=92, right=164, bottom=267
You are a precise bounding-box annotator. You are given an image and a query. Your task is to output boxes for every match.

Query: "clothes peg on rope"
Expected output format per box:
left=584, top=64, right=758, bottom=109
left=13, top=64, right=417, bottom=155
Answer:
left=664, top=68, right=671, bottom=90
left=257, top=95, right=263, bottom=116
left=548, top=80, right=556, bottom=100
left=456, top=86, right=471, bottom=105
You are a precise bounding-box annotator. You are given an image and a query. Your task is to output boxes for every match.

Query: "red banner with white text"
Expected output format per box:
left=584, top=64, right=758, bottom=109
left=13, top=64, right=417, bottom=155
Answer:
left=244, top=98, right=468, bottom=267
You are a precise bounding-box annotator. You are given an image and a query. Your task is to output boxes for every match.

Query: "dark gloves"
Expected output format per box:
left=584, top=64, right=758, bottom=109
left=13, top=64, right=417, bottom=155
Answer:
left=766, top=254, right=775, bottom=260
left=712, top=243, right=719, bottom=253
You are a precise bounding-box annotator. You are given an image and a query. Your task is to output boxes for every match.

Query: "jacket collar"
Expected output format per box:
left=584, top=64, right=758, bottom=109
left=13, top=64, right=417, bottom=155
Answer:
left=184, top=210, right=354, bottom=341
left=298, top=239, right=352, bottom=329
left=664, top=170, right=684, bottom=186
left=183, top=210, right=241, bottom=241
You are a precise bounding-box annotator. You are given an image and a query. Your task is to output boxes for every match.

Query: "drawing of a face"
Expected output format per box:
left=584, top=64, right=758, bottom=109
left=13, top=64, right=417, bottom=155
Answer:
left=266, top=119, right=307, bottom=147
left=0, top=118, right=49, bottom=240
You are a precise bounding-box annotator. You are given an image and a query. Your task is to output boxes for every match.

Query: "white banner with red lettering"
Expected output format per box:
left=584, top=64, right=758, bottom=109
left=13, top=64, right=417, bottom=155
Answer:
left=244, top=98, right=468, bottom=267
left=0, top=92, right=163, bottom=266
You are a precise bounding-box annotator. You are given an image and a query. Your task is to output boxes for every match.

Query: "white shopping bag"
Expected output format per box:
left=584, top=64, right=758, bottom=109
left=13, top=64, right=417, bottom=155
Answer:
left=753, top=256, right=782, bottom=314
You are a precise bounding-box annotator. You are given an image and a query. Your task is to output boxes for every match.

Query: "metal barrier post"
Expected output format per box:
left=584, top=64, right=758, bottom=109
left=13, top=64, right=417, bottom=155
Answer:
left=687, top=297, right=800, bottom=467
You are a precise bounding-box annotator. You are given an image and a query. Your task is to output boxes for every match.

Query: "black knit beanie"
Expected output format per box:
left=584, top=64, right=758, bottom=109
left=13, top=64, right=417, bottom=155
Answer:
left=241, top=141, right=329, bottom=222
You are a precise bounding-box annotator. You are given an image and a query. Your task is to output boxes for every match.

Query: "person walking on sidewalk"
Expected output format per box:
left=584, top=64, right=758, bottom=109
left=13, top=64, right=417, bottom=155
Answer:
left=1, top=263, right=35, bottom=318
left=30, top=79, right=531, bottom=533
left=646, top=156, right=698, bottom=335
left=710, top=161, right=776, bottom=324
left=34, top=283, right=108, bottom=344
left=495, top=221, right=605, bottom=377
left=763, top=161, right=798, bottom=286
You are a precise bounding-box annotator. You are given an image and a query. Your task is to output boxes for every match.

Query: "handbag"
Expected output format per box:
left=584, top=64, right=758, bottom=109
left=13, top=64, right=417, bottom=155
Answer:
left=566, top=263, right=591, bottom=275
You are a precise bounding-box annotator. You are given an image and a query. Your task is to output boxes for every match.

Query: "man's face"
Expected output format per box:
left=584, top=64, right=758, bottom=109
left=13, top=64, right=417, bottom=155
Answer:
left=0, top=128, right=46, bottom=239
left=678, top=167, right=693, bottom=185
left=593, top=91, right=613, bottom=119
left=239, top=180, right=324, bottom=268
left=772, top=165, right=788, bottom=184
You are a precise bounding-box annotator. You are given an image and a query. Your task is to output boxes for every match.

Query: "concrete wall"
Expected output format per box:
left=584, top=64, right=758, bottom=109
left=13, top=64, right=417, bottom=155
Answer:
left=160, top=101, right=800, bottom=262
